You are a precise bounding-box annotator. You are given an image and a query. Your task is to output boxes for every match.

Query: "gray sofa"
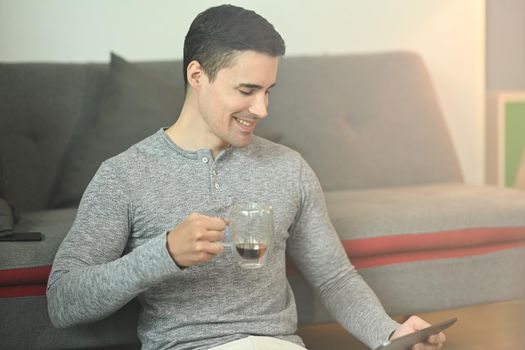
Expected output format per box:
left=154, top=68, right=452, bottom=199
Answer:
left=1, top=52, right=525, bottom=350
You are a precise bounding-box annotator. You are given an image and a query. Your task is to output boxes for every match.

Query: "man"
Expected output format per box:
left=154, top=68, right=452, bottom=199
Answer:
left=47, top=5, right=446, bottom=350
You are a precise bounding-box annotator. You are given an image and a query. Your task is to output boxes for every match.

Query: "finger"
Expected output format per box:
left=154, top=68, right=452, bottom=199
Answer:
left=427, top=335, right=438, bottom=344
left=196, top=241, right=225, bottom=255
left=427, top=333, right=442, bottom=343
left=411, top=344, right=424, bottom=350
left=196, top=229, right=225, bottom=243
left=203, top=229, right=225, bottom=242
left=412, top=343, right=441, bottom=350
left=420, top=344, right=442, bottom=350
left=189, top=251, right=218, bottom=265
left=406, top=315, right=432, bottom=330
left=191, top=215, right=228, bottom=231
left=427, top=332, right=446, bottom=344
left=187, top=212, right=204, bottom=220
left=207, top=242, right=225, bottom=255
left=205, top=216, right=229, bottom=230
left=187, top=212, right=225, bottom=224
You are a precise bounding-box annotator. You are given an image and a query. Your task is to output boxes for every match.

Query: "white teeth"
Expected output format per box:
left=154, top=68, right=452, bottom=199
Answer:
left=235, top=117, right=253, bottom=126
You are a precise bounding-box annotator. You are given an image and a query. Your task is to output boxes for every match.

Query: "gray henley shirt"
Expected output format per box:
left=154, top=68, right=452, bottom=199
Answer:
left=47, top=129, right=399, bottom=350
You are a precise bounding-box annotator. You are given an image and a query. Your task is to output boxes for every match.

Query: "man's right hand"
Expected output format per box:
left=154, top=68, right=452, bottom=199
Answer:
left=166, top=213, right=228, bottom=268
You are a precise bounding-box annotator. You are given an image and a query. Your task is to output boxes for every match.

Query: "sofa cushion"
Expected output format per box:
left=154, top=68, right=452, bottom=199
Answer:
left=0, top=208, right=76, bottom=298
left=323, top=183, right=525, bottom=268
left=0, top=208, right=77, bottom=269
left=0, top=63, right=102, bottom=212
left=53, top=53, right=183, bottom=208
left=0, top=207, right=140, bottom=350
left=266, top=53, right=464, bottom=191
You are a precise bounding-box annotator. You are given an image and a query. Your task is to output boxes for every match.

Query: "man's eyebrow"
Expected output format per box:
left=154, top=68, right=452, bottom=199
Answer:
left=236, top=83, right=277, bottom=90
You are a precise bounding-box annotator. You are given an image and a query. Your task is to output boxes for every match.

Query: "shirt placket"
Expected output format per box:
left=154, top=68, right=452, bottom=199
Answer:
left=197, top=150, right=221, bottom=195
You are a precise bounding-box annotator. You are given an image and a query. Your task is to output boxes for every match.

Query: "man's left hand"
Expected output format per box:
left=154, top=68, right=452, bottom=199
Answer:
left=390, top=315, right=446, bottom=350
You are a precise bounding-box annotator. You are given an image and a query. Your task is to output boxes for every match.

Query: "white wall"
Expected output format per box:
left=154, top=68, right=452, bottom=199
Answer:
left=0, top=0, right=485, bottom=184
left=486, top=0, right=525, bottom=90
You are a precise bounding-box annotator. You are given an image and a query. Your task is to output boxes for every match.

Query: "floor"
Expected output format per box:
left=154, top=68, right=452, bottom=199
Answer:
left=297, top=299, right=525, bottom=350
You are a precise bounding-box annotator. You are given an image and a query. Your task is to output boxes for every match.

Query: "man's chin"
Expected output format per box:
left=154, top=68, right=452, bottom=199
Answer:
left=231, top=134, right=254, bottom=148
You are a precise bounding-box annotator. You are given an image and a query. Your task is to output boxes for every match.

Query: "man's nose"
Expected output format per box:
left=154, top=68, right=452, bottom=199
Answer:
left=249, top=94, right=268, bottom=118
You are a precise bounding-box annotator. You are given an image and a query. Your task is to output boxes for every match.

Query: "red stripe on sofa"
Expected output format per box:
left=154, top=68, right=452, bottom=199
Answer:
left=343, top=227, right=525, bottom=258
left=286, top=226, right=525, bottom=275
left=349, top=240, right=525, bottom=269
left=0, top=284, right=47, bottom=298
left=0, top=265, right=52, bottom=286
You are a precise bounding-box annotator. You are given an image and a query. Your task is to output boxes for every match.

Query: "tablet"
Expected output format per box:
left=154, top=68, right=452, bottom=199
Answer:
left=374, top=317, right=457, bottom=350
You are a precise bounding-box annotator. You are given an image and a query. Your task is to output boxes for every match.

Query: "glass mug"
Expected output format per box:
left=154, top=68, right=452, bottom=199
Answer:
left=228, top=202, right=273, bottom=268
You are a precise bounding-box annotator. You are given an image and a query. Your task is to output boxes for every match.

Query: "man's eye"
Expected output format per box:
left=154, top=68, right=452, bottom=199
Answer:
left=239, top=90, right=253, bottom=96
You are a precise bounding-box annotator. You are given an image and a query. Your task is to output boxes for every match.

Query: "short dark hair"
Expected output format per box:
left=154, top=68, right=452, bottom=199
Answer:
left=183, top=4, right=286, bottom=87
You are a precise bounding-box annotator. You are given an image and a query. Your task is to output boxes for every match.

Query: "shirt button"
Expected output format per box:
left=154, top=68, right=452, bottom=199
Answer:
left=214, top=183, right=220, bottom=189
left=202, top=157, right=209, bottom=163
left=212, top=170, right=217, bottom=175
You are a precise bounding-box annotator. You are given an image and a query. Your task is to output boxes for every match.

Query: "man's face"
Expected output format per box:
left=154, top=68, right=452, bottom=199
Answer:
left=196, top=50, right=279, bottom=150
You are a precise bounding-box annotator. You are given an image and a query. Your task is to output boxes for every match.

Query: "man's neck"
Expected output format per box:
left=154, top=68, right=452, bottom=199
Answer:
left=166, top=101, right=228, bottom=159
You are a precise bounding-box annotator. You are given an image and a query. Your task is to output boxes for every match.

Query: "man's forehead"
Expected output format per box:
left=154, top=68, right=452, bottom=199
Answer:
left=217, top=51, right=279, bottom=87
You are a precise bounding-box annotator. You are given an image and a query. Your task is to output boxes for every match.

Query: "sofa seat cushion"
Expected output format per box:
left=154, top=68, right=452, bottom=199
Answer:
left=325, top=183, right=525, bottom=269
left=0, top=208, right=142, bottom=349
left=0, top=208, right=76, bottom=297
left=288, top=183, right=525, bottom=324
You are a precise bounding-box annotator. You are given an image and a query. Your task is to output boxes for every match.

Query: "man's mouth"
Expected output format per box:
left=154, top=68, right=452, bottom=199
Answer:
left=233, top=116, right=256, bottom=128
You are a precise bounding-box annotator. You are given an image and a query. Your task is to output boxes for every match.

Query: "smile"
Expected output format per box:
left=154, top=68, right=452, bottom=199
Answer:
left=233, top=117, right=255, bottom=127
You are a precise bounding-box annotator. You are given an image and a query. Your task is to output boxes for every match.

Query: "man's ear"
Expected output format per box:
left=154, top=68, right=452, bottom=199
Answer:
left=186, top=60, right=206, bottom=90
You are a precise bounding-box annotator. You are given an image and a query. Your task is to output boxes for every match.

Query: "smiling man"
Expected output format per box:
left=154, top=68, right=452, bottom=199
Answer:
left=166, top=50, right=278, bottom=158
left=47, top=5, right=445, bottom=350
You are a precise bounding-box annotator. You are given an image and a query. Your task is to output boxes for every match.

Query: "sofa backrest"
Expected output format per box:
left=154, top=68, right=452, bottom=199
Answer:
left=0, top=52, right=463, bottom=212
left=0, top=64, right=108, bottom=211
left=267, top=52, right=463, bottom=191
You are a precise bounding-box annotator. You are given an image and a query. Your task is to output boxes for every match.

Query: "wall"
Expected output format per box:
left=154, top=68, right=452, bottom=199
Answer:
left=486, top=0, right=525, bottom=90
left=0, top=0, right=485, bottom=184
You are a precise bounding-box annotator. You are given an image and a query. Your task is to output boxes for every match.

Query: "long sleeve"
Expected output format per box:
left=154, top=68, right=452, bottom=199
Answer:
left=286, top=158, right=400, bottom=349
left=46, top=161, right=181, bottom=328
